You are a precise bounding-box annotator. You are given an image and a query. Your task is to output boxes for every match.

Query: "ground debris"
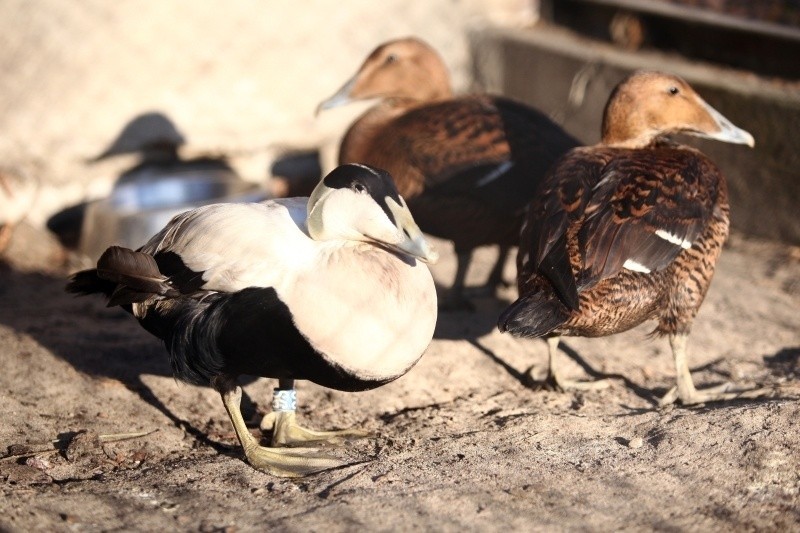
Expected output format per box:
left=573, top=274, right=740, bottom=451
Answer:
left=1, top=462, right=53, bottom=485
left=2, top=429, right=157, bottom=462
left=65, top=430, right=103, bottom=462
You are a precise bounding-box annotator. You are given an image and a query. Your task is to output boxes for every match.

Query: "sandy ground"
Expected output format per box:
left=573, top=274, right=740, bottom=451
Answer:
left=1, top=231, right=799, bottom=532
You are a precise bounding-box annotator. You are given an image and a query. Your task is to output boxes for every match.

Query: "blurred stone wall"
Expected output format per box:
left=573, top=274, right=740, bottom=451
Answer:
left=0, top=0, right=536, bottom=227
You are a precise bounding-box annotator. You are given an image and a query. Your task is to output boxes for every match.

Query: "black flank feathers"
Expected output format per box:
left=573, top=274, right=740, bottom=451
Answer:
left=156, top=287, right=391, bottom=391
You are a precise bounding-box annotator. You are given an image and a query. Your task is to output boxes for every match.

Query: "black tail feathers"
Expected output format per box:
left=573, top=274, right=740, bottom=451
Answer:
left=66, top=246, right=178, bottom=306
left=66, top=268, right=116, bottom=298
left=497, top=291, right=570, bottom=338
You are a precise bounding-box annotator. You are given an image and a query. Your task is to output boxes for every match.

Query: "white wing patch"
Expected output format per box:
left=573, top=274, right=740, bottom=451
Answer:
left=622, top=259, right=652, bottom=273
left=141, top=199, right=314, bottom=293
left=475, top=161, right=513, bottom=187
left=655, top=229, right=692, bottom=249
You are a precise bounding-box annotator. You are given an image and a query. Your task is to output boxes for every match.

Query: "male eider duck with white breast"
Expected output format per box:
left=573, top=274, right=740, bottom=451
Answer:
left=67, top=164, right=438, bottom=476
left=317, top=37, right=579, bottom=310
left=498, top=71, right=769, bottom=406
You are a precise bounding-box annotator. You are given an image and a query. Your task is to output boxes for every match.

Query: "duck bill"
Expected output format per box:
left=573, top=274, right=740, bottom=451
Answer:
left=695, top=99, right=755, bottom=147
left=316, top=76, right=357, bottom=116
left=385, top=197, right=439, bottom=264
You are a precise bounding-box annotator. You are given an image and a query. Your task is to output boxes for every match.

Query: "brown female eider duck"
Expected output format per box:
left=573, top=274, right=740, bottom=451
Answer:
left=67, top=164, right=438, bottom=476
left=317, top=37, right=579, bottom=310
left=498, top=71, right=764, bottom=406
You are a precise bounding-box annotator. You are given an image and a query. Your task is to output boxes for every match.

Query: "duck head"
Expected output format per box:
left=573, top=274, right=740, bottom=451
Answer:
left=601, top=71, right=755, bottom=148
left=307, top=164, right=438, bottom=263
left=316, top=37, right=452, bottom=114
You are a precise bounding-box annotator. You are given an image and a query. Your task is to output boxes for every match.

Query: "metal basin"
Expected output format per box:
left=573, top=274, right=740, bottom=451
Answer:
left=79, top=170, right=269, bottom=261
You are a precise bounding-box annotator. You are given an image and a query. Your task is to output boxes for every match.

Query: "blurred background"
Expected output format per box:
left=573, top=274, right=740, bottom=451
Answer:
left=0, top=0, right=798, bottom=272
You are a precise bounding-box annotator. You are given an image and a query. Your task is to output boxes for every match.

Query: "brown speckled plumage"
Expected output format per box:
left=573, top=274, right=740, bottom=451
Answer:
left=498, top=71, right=760, bottom=404
left=342, top=94, right=578, bottom=252
left=319, top=37, right=578, bottom=307
left=509, top=142, right=729, bottom=339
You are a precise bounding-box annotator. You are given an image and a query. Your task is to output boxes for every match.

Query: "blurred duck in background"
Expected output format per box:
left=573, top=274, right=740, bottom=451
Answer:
left=318, top=37, right=579, bottom=310
left=498, top=71, right=768, bottom=406
left=73, top=112, right=265, bottom=261
left=90, top=111, right=235, bottom=185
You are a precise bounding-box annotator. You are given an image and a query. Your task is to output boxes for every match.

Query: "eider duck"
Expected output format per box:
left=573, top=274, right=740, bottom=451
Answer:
left=67, top=163, right=438, bottom=476
left=90, top=111, right=236, bottom=186
left=317, top=37, right=579, bottom=309
left=498, top=71, right=764, bottom=406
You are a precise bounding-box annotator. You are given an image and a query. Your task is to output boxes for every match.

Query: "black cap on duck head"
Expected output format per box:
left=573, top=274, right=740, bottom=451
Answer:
left=321, top=164, right=403, bottom=225
left=316, top=37, right=453, bottom=114
left=601, top=71, right=755, bottom=148
left=307, top=164, right=438, bottom=263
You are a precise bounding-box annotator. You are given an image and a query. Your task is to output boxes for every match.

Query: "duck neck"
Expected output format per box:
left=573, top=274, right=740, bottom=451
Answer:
left=600, top=91, right=660, bottom=149
left=601, top=125, right=662, bottom=149
left=601, top=136, right=655, bottom=149
left=339, top=101, right=409, bottom=164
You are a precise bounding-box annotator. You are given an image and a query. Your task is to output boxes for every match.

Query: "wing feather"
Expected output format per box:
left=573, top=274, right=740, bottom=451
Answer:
left=518, top=145, right=722, bottom=309
left=139, top=199, right=313, bottom=294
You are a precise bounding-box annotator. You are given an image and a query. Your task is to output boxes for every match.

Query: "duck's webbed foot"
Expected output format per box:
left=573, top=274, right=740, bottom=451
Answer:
left=216, top=381, right=353, bottom=477
left=260, top=386, right=370, bottom=447
left=658, top=381, right=772, bottom=407
left=658, top=333, right=773, bottom=407
left=261, top=410, right=370, bottom=447
left=240, top=436, right=347, bottom=478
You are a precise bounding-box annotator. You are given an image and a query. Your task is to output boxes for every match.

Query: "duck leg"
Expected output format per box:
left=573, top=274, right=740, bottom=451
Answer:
left=463, top=245, right=512, bottom=298
left=545, top=336, right=610, bottom=391
left=260, top=379, right=369, bottom=447
left=439, top=250, right=475, bottom=311
left=484, top=244, right=512, bottom=292
left=658, top=334, right=771, bottom=406
left=214, top=377, right=346, bottom=477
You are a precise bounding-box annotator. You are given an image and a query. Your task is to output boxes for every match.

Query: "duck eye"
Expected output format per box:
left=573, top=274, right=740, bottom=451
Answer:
left=353, top=182, right=367, bottom=193
left=385, top=54, right=397, bottom=64
left=668, top=86, right=679, bottom=96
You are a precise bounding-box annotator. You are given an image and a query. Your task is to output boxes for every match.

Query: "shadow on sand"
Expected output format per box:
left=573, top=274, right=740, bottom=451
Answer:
left=0, top=266, right=259, bottom=453
left=466, top=332, right=799, bottom=409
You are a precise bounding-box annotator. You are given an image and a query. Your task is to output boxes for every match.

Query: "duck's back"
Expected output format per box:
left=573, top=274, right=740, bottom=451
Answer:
left=342, top=95, right=577, bottom=194
left=509, top=143, right=729, bottom=338
left=139, top=198, right=312, bottom=294
left=340, top=94, right=579, bottom=247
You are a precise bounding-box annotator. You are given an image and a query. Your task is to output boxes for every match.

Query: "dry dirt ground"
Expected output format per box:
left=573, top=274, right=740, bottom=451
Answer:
left=1, top=231, right=799, bottom=532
